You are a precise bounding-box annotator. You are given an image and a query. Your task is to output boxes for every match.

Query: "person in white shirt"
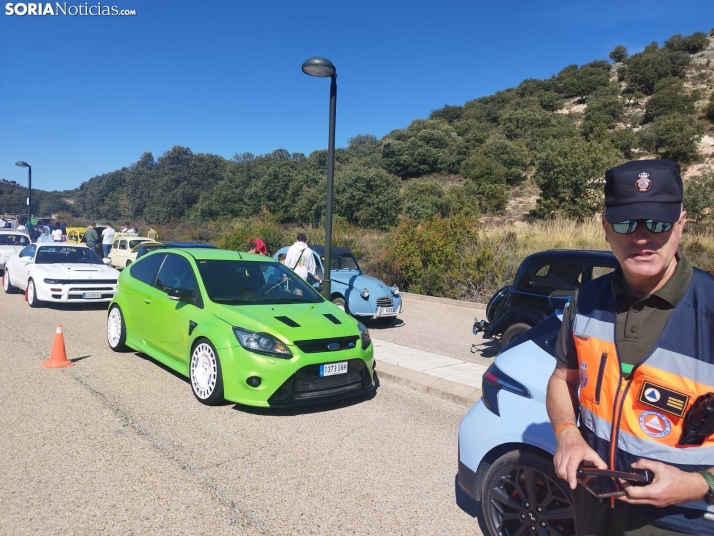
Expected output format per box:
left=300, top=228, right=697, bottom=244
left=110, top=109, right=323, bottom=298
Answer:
left=284, top=233, right=321, bottom=283
left=101, top=223, right=115, bottom=258
left=51, top=226, right=63, bottom=242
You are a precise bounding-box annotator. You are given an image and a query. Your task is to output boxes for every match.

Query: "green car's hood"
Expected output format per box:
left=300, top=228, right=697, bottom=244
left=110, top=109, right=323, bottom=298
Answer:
left=212, top=301, right=359, bottom=344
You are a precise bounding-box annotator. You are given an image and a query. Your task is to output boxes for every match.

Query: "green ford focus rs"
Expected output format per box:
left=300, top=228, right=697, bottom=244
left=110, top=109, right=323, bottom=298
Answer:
left=106, top=247, right=375, bottom=407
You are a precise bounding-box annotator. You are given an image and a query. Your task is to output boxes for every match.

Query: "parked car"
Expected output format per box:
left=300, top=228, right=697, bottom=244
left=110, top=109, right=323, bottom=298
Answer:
left=3, top=243, right=119, bottom=307
left=134, top=241, right=216, bottom=260
left=108, top=234, right=161, bottom=269
left=473, top=250, right=618, bottom=347
left=458, top=313, right=575, bottom=536
left=0, top=230, right=31, bottom=270
left=273, top=245, right=402, bottom=322
left=106, top=247, right=375, bottom=407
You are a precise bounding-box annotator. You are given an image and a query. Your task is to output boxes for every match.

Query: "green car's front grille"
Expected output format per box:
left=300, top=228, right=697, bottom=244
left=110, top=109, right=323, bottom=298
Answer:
left=292, top=336, right=359, bottom=354
left=268, top=359, right=371, bottom=406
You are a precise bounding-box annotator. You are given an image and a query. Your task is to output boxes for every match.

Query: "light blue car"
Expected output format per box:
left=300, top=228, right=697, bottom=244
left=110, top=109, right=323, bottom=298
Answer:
left=457, top=313, right=575, bottom=536
left=274, top=245, right=402, bottom=323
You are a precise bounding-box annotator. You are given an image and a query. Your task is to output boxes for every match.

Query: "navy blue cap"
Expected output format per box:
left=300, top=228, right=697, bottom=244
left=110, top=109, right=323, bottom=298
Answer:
left=604, top=159, right=683, bottom=224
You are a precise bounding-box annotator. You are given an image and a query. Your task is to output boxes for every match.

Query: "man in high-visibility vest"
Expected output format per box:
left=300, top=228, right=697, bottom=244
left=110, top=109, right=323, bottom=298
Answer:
left=547, top=159, right=714, bottom=535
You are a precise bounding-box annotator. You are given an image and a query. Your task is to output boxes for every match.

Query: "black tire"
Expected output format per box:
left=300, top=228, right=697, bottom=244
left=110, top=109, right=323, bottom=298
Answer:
left=189, top=339, right=225, bottom=405
left=27, top=278, right=42, bottom=308
left=501, top=322, right=531, bottom=347
left=481, top=449, right=574, bottom=536
left=332, top=296, right=348, bottom=313
left=107, top=305, right=128, bottom=351
left=3, top=270, right=17, bottom=294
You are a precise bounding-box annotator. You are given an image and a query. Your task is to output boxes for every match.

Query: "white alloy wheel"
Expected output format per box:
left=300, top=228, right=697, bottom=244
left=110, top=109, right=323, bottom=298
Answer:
left=107, top=305, right=127, bottom=351
left=27, top=279, right=41, bottom=308
left=3, top=271, right=13, bottom=293
left=190, top=342, right=219, bottom=402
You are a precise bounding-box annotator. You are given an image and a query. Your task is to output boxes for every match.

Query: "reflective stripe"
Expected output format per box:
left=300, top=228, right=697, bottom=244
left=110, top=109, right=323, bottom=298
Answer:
left=573, top=314, right=614, bottom=343
left=580, top=406, right=612, bottom=442
left=616, top=427, right=714, bottom=465
left=647, top=348, right=714, bottom=387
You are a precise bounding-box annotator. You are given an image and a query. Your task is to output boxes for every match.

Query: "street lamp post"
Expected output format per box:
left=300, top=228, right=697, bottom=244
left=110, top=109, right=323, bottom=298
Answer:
left=15, top=161, right=31, bottom=227
left=302, top=56, right=337, bottom=300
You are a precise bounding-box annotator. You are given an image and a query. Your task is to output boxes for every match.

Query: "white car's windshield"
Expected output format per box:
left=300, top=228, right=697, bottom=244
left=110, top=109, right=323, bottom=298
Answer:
left=0, top=234, right=30, bottom=246
left=35, top=246, right=104, bottom=265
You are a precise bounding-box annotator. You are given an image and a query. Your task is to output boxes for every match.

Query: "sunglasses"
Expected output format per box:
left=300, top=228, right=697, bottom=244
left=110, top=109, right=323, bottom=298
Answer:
left=611, top=220, right=673, bottom=234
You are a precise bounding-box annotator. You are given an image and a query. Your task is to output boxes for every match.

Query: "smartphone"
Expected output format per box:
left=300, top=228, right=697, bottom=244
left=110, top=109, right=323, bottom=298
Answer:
left=576, top=466, right=653, bottom=499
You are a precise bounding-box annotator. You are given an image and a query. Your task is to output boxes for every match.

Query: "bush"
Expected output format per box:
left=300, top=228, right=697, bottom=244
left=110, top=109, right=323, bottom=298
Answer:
left=684, top=174, right=714, bottom=222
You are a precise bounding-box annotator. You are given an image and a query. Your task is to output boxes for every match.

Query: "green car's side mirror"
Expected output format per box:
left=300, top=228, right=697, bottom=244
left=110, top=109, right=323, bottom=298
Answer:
left=168, top=288, right=192, bottom=302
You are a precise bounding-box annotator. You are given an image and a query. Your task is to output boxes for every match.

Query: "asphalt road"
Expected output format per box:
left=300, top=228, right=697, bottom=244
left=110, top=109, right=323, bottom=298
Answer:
left=0, top=290, right=487, bottom=535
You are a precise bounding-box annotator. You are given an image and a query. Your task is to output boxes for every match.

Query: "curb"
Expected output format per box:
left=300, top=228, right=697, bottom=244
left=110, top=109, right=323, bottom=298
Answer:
left=401, top=292, right=487, bottom=310
left=376, top=361, right=482, bottom=407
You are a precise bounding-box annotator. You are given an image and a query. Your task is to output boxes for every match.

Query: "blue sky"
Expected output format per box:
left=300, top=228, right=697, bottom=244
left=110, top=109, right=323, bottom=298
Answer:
left=0, top=0, right=712, bottom=192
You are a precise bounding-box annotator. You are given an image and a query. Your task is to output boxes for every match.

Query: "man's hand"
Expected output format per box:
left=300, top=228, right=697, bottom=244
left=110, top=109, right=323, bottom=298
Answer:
left=553, top=426, right=608, bottom=489
left=619, top=459, right=710, bottom=508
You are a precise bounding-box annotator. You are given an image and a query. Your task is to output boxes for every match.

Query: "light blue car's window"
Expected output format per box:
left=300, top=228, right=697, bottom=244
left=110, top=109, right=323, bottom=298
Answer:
left=331, top=254, right=360, bottom=271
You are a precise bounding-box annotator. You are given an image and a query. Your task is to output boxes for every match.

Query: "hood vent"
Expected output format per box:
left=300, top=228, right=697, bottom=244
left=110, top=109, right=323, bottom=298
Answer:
left=323, top=314, right=341, bottom=325
left=275, top=316, right=300, bottom=328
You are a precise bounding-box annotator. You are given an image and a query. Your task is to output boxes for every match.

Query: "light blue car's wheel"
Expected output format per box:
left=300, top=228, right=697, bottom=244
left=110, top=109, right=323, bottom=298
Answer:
left=190, top=339, right=224, bottom=406
left=331, top=296, right=347, bottom=313
left=482, top=449, right=574, bottom=536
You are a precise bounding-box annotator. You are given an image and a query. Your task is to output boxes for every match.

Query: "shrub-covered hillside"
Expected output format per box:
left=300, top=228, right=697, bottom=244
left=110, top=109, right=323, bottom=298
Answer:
left=4, top=28, right=714, bottom=228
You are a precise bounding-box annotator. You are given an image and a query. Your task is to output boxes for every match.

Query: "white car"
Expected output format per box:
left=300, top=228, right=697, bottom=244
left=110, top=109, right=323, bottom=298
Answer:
left=0, top=230, right=31, bottom=270
left=108, top=235, right=160, bottom=269
left=3, top=243, right=119, bottom=307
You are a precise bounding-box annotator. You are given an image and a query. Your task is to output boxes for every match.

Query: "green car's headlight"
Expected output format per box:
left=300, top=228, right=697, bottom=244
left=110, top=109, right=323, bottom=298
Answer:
left=233, top=327, right=292, bottom=359
left=357, top=321, right=371, bottom=350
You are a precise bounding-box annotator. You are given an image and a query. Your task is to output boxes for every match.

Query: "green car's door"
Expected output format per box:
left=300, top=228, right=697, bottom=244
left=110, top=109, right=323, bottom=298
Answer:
left=151, top=254, right=201, bottom=365
left=122, top=252, right=167, bottom=346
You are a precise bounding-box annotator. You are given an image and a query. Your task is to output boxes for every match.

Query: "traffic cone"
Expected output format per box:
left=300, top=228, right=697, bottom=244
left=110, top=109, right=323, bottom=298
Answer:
left=42, top=324, right=74, bottom=368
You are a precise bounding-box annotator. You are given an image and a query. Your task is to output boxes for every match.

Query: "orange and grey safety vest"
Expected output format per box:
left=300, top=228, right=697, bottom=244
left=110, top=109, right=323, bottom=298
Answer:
left=573, top=269, right=714, bottom=534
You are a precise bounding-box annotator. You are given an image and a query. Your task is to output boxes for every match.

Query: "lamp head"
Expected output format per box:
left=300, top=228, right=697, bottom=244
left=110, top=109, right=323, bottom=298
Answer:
left=302, top=57, right=336, bottom=78
left=15, top=161, right=30, bottom=168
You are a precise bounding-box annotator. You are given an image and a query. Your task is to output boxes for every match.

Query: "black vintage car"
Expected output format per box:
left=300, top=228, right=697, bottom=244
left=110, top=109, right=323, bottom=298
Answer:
left=474, top=249, right=619, bottom=347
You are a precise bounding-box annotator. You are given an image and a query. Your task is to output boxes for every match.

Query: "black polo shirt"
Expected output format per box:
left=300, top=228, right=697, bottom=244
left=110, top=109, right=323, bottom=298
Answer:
left=556, top=252, right=693, bottom=371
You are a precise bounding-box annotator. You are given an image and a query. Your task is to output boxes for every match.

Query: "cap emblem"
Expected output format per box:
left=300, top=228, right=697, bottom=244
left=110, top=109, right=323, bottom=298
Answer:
left=635, top=172, right=652, bottom=192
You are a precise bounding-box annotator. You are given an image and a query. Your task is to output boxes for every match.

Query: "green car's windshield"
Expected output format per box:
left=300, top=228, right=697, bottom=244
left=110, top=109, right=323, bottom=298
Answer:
left=196, top=259, right=323, bottom=305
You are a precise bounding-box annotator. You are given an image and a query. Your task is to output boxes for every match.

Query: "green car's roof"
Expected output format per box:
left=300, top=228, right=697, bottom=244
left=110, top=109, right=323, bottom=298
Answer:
left=166, top=248, right=271, bottom=262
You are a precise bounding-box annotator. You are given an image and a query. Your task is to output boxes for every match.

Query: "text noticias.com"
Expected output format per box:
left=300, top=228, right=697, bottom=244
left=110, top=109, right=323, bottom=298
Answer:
left=5, top=3, right=136, bottom=15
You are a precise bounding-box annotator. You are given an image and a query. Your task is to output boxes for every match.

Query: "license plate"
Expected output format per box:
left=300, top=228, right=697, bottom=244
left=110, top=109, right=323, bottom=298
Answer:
left=379, top=306, right=394, bottom=315
left=320, top=362, right=348, bottom=377
left=83, top=292, right=102, bottom=299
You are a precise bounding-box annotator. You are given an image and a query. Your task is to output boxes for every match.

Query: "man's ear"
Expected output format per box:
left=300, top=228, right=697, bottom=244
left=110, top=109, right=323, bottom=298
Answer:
left=601, top=215, right=610, bottom=244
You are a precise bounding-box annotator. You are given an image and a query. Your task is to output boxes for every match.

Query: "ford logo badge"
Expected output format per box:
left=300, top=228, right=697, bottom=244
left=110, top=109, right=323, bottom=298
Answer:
left=327, top=343, right=341, bottom=350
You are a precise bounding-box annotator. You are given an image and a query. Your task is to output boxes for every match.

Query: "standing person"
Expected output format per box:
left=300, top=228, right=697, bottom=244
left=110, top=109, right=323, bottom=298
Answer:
left=284, top=233, right=321, bottom=284
left=147, top=226, right=159, bottom=241
left=59, top=221, right=67, bottom=239
left=84, top=223, right=99, bottom=252
left=546, top=160, right=714, bottom=535
left=51, top=225, right=62, bottom=242
left=255, top=238, right=268, bottom=256
left=101, top=223, right=115, bottom=258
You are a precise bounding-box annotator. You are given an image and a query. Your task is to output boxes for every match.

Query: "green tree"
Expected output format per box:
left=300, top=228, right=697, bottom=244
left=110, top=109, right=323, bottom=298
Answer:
left=401, top=180, right=449, bottom=221
left=533, top=137, right=622, bottom=219
left=624, top=51, right=675, bottom=94
left=641, top=113, right=700, bottom=163
left=681, top=32, right=710, bottom=54
left=684, top=174, right=714, bottom=222
left=609, top=45, right=628, bottom=63
left=644, top=78, right=695, bottom=122
left=334, top=164, right=401, bottom=229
